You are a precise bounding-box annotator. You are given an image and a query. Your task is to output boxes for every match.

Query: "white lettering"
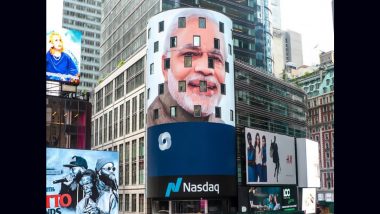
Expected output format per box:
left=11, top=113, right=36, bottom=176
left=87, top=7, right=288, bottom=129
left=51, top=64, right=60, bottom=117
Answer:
left=182, top=182, right=220, bottom=194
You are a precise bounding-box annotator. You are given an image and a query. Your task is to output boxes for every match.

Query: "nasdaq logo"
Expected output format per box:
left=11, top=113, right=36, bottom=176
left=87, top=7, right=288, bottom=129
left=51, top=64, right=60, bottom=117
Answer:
left=165, top=177, right=182, bottom=197
left=158, top=132, right=172, bottom=151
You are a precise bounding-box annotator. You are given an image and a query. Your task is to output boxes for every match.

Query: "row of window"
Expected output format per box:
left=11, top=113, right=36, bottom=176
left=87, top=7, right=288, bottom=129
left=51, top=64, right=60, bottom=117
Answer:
left=153, top=105, right=233, bottom=120
left=117, top=138, right=145, bottom=186
left=94, top=93, right=145, bottom=146
left=97, top=59, right=145, bottom=111
left=236, top=111, right=306, bottom=138
left=118, top=193, right=144, bottom=213
left=153, top=39, right=232, bottom=55
left=156, top=17, right=224, bottom=33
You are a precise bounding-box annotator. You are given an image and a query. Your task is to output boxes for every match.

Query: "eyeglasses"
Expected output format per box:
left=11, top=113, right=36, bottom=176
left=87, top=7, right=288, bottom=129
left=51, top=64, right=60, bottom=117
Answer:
left=102, top=167, right=116, bottom=171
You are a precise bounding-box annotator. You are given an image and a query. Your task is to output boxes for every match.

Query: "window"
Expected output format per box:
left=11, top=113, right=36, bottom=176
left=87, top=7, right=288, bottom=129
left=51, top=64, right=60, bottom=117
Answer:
left=215, top=107, right=221, bottom=118
left=132, top=97, right=137, bottom=132
left=154, top=41, right=159, bottom=52
left=326, top=79, right=330, bottom=85
left=125, top=142, right=130, bottom=185
left=325, top=133, right=329, bottom=140
left=194, top=105, right=201, bottom=117
left=219, top=22, right=224, bottom=33
left=147, top=88, right=150, bottom=99
left=159, top=83, right=164, bottom=94
left=225, top=61, right=229, bottom=73
left=184, top=55, right=192, bottom=67
left=148, top=28, right=151, bottom=39
left=139, top=93, right=144, bottom=129
left=139, top=194, right=144, bottom=212
left=229, top=44, right=232, bottom=55
left=221, top=83, right=226, bottom=95
left=170, top=36, right=177, bottom=48
left=119, top=144, right=124, bottom=185
left=150, top=63, right=154, bottom=74
left=178, top=17, right=186, bottom=28
left=120, top=104, right=124, bottom=136
left=214, top=38, right=220, bottom=49
left=164, top=58, right=170, bottom=69
left=126, top=101, right=130, bottom=134
left=230, top=110, right=234, bottom=121
left=108, top=111, right=112, bottom=141
left=208, top=58, right=214, bottom=68
left=114, top=108, right=118, bottom=139
left=159, top=21, right=164, bottom=32
left=193, top=36, right=200, bottom=47
left=200, top=80, right=207, bottom=92
left=199, top=17, right=206, bottom=28
left=125, top=194, right=129, bottom=212
left=132, top=194, right=136, bottom=212
left=178, top=81, right=186, bottom=92
left=170, top=106, right=177, bottom=117
left=154, top=109, right=159, bottom=120
left=104, top=114, right=107, bottom=143
left=119, top=194, right=123, bottom=211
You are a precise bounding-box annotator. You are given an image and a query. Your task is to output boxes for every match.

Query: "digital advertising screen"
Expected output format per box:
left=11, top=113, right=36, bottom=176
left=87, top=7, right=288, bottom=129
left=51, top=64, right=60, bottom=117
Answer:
left=146, top=8, right=235, bottom=128
left=147, top=122, right=236, bottom=198
left=46, top=148, right=119, bottom=214
left=245, top=127, right=297, bottom=185
left=244, top=186, right=297, bottom=213
left=46, top=28, right=82, bottom=85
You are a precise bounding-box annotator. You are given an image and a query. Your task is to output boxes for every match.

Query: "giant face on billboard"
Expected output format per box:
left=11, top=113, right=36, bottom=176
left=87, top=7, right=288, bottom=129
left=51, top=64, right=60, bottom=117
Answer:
left=46, top=28, right=81, bottom=85
left=245, top=127, right=297, bottom=185
left=46, top=148, right=118, bottom=214
left=146, top=8, right=234, bottom=127
left=146, top=8, right=236, bottom=199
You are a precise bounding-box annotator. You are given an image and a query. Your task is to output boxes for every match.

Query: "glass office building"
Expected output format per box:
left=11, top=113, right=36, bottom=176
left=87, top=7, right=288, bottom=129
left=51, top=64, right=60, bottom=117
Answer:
left=162, top=0, right=273, bottom=74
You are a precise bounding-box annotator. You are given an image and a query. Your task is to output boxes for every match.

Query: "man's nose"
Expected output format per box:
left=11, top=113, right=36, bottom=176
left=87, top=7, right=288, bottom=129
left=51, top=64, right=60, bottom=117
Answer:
left=194, top=55, right=214, bottom=76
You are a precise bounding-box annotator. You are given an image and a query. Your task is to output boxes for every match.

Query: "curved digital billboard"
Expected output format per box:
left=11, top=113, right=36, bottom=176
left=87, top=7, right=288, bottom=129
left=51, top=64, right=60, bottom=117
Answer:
left=146, top=8, right=236, bottom=199
left=46, top=28, right=81, bottom=85
left=146, top=8, right=234, bottom=127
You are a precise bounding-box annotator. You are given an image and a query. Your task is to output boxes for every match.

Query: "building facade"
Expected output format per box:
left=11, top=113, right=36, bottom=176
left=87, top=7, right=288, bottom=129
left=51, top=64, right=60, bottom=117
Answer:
left=63, top=0, right=103, bottom=92
left=284, top=30, right=303, bottom=69
left=291, top=61, right=334, bottom=206
left=94, top=1, right=310, bottom=213
left=92, top=49, right=147, bottom=213
left=100, top=0, right=273, bottom=76
left=46, top=95, right=92, bottom=149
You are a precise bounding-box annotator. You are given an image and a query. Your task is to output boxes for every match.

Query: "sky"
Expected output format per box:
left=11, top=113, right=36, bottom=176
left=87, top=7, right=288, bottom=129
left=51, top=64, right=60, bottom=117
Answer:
left=281, top=0, right=334, bottom=66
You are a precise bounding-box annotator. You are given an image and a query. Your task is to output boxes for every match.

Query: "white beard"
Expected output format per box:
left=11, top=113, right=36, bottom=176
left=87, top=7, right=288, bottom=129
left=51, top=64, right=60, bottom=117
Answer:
left=167, top=70, right=221, bottom=116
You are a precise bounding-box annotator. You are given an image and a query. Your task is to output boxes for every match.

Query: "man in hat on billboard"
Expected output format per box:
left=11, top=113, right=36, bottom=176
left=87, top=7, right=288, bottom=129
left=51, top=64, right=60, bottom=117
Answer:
left=95, top=159, right=118, bottom=214
left=58, top=155, right=88, bottom=209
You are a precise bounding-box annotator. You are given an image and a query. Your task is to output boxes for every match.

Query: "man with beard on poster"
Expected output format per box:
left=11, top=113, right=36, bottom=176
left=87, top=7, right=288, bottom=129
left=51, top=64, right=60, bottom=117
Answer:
left=147, top=10, right=228, bottom=127
left=95, top=159, right=118, bottom=214
left=55, top=155, right=88, bottom=210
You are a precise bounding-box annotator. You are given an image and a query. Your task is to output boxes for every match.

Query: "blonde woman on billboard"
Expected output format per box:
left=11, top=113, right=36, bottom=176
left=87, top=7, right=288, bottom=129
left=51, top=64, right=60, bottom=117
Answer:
left=46, top=31, right=79, bottom=84
left=147, top=10, right=228, bottom=127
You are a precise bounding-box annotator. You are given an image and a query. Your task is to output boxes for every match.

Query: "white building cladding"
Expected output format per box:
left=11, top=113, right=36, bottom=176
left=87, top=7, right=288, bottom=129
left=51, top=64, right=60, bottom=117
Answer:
left=92, top=49, right=147, bottom=213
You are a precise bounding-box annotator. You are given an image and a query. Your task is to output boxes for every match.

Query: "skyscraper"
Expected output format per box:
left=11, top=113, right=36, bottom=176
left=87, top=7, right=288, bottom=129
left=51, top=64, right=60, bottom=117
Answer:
left=284, top=30, right=304, bottom=68
left=62, top=0, right=103, bottom=92
left=100, top=0, right=273, bottom=75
